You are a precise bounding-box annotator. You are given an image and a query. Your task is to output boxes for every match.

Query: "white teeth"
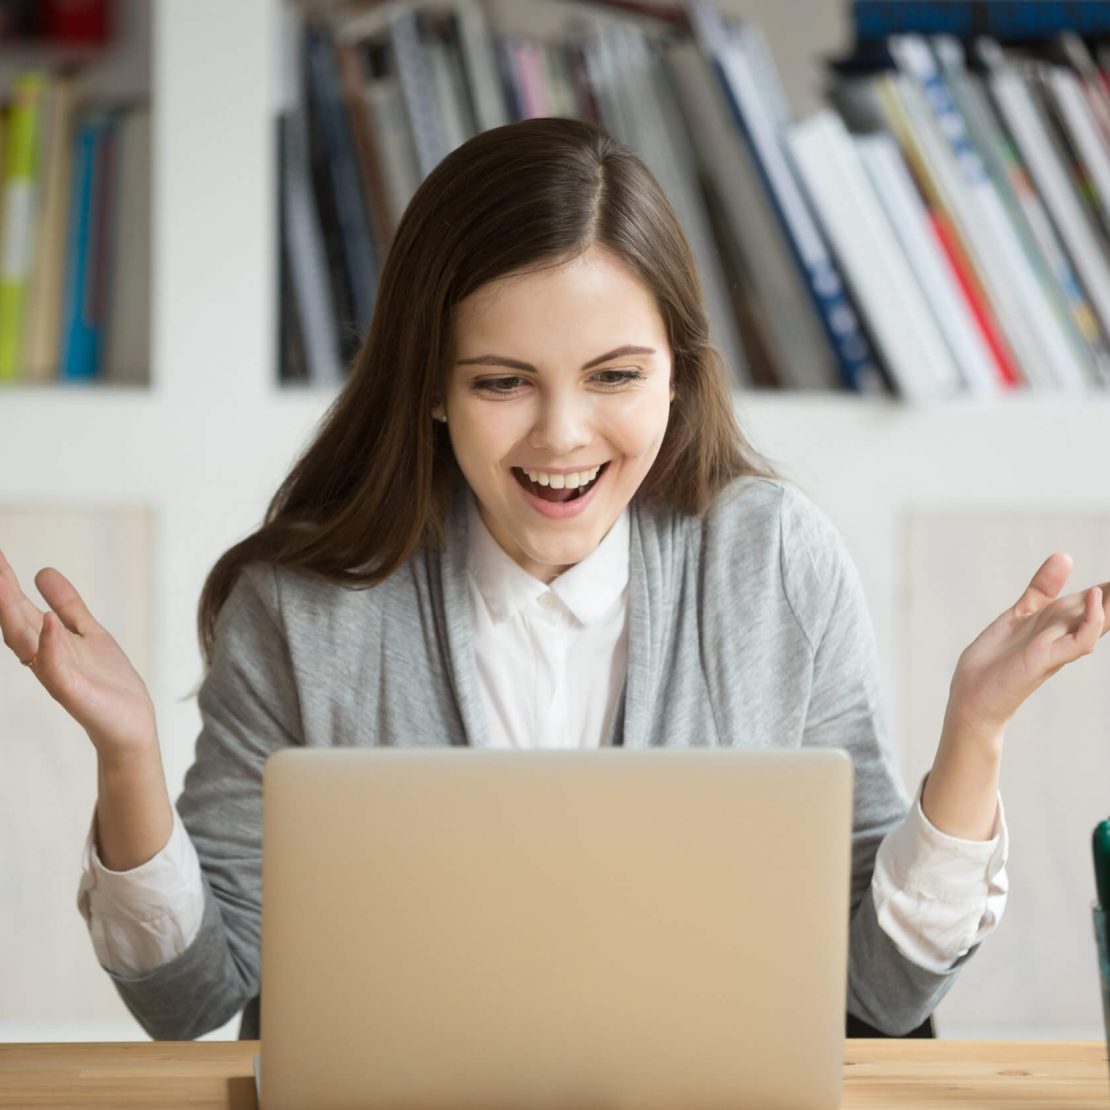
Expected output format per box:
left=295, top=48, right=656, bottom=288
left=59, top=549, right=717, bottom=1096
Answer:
left=523, top=464, right=602, bottom=488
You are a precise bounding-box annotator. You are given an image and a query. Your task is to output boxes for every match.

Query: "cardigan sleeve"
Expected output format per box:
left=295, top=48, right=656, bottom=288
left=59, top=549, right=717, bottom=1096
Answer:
left=96, top=561, right=300, bottom=1039
left=779, top=482, right=984, bottom=1035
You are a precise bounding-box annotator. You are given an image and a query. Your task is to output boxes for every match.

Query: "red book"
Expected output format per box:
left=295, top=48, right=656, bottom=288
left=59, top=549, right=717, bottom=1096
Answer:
left=41, top=0, right=110, bottom=44
left=929, top=208, right=1022, bottom=389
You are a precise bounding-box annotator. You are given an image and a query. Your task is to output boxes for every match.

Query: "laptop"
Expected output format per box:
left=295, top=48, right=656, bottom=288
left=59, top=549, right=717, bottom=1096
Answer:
left=257, top=747, right=853, bottom=1109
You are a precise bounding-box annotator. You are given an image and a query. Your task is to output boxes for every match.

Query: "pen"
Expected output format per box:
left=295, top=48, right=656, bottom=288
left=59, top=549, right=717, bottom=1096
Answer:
left=1093, top=820, right=1110, bottom=910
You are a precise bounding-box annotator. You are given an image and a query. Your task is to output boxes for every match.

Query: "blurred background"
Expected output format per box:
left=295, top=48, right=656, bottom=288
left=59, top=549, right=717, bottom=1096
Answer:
left=1, top=0, right=1109, bottom=1041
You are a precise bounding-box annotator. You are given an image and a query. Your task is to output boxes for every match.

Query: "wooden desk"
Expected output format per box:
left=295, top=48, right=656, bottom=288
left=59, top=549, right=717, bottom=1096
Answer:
left=0, top=1040, right=1106, bottom=1108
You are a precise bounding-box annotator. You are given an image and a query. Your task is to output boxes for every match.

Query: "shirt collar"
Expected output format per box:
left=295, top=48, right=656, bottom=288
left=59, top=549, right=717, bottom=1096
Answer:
left=466, top=491, right=630, bottom=627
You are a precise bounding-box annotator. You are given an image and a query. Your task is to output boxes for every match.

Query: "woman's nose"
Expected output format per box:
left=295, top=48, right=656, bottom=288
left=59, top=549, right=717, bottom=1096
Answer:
left=528, top=393, right=593, bottom=455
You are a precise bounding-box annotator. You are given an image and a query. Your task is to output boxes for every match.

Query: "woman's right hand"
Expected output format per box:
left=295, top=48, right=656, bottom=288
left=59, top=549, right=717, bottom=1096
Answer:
left=0, top=548, right=158, bottom=763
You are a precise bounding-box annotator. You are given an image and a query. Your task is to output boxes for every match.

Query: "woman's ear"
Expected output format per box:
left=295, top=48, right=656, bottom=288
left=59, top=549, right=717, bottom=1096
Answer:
left=431, top=400, right=447, bottom=423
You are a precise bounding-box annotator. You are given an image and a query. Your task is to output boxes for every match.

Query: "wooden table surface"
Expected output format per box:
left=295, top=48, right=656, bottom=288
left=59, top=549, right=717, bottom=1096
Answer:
left=0, top=1040, right=1107, bottom=1108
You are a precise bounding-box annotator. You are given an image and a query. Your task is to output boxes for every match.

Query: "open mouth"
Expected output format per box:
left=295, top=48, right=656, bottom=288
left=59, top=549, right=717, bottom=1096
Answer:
left=511, top=462, right=610, bottom=503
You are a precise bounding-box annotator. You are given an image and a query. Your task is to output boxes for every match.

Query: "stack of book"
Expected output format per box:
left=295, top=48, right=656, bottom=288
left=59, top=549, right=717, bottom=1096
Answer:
left=0, top=68, right=149, bottom=386
left=801, top=2, right=1110, bottom=401
left=283, top=0, right=1110, bottom=401
left=278, top=0, right=755, bottom=390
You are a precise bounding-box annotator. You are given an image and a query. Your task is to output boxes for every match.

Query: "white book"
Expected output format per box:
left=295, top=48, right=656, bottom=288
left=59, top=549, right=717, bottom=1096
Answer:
left=787, top=110, right=961, bottom=403
left=891, top=36, right=1089, bottom=394
left=855, top=132, right=998, bottom=397
left=979, top=40, right=1110, bottom=344
left=1045, top=65, right=1110, bottom=232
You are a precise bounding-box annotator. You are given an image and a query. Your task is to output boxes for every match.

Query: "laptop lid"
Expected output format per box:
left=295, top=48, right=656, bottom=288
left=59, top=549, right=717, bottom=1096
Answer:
left=259, top=747, right=853, bottom=1109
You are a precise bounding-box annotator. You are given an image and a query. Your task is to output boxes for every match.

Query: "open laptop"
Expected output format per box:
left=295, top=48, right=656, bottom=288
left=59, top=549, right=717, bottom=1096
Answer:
left=257, top=747, right=853, bottom=1109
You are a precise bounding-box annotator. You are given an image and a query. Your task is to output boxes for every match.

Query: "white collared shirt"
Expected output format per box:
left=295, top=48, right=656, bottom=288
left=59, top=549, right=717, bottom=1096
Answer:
left=76, top=493, right=1008, bottom=980
left=466, top=492, right=630, bottom=749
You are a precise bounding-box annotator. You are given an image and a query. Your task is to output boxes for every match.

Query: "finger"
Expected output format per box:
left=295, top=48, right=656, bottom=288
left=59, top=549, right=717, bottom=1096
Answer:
left=1048, top=585, right=1104, bottom=669
left=1013, top=552, right=1073, bottom=618
left=33, top=567, right=101, bottom=637
left=0, top=547, right=45, bottom=632
left=0, top=567, right=39, bottom=664
left=1098, top=580, right=1110, bottom=639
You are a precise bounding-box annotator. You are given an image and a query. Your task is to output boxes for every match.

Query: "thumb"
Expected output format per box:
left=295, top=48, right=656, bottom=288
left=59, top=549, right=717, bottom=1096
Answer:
left=1013, top=552, right=1072, bottom=618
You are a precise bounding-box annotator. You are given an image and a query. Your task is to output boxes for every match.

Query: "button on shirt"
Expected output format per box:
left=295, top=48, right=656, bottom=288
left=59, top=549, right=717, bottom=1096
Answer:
left=76, top=491, right=1009, bottom=979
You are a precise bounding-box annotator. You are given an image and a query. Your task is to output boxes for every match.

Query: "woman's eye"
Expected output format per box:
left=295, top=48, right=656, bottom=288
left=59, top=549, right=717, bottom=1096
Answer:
left=472, top=376, right=525, bottom=394
left=470, top=369, right=645, bottom=395
left=594, top=369, right=644, bottom=387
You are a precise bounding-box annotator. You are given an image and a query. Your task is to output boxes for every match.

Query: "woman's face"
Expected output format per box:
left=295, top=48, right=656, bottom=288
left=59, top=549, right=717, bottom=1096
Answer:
left=437, top=245, right=674, bottom=584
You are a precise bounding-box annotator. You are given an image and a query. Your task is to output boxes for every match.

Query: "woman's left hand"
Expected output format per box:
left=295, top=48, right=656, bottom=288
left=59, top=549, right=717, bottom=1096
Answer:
left=946, top=552, right=1109, bottom=741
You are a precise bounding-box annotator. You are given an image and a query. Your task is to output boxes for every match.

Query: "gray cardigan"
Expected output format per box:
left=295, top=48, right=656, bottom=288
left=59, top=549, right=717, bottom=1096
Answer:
left=101, top=475, right=977, bottom=1039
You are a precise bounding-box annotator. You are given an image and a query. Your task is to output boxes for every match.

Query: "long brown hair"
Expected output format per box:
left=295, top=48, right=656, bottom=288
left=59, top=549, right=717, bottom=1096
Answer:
left=197, top=115, right=777, bottom=670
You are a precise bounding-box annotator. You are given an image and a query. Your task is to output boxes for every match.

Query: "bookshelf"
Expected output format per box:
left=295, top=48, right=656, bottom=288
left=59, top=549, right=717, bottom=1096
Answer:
left=1, top=0, right=1109, bottom=1043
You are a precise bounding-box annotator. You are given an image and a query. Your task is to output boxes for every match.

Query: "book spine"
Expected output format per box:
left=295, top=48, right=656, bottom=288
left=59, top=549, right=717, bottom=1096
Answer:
left=0, top=72, right=47, bottom=383
left=854, top=1, right=1110, bottom=43
left=686, top=0, right=883, bottom=392
left=58, top=115, right=103, bottom=381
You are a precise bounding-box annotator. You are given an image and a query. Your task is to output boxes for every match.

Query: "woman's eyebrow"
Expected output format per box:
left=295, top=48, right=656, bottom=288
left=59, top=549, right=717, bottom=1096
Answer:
left=454, top=345, right=656, bottom=371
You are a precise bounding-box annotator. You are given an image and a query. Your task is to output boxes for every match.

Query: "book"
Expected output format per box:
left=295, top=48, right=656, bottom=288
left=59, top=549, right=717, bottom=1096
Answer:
left=686, top=0, right=885, bottom=393
left=853, top=1, right=1110, bottom=44
left=978, top=37, right=1110, bottom=351
left=101, top=106, right=149, bottom=384
left=58, top=109, right=115, bottom=382
left=890, top=35, right=1091, bottom=393
left=0, top=72, right=48, bottom=383
left=934, top=36, right=1110, bottom=387
left=304, top=19, right=380, bottom=341
left=278, top=0, right=344, bottom=386
left=787, top=109, right=962, bottom=403
left=664, top=36, right=838, bottom=389
left=22, top=72, right=76, bottom=384
left=854, top=130, right=999, bottom=396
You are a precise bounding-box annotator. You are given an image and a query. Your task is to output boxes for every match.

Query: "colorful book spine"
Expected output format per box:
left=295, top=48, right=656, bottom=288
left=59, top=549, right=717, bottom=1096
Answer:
left=0, top=72, right=47, bottom=383
left=58, top=112, right=111, bottom=382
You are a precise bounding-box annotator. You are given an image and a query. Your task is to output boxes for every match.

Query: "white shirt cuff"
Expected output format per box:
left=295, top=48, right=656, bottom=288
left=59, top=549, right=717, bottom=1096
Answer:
left=871, top=772, right=1010, bottom=974
left=75, top=803, right=206, bottom=977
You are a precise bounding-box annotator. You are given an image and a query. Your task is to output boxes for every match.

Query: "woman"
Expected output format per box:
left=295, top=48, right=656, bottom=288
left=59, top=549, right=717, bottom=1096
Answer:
left=3, top=118, right=1106, bottom=1042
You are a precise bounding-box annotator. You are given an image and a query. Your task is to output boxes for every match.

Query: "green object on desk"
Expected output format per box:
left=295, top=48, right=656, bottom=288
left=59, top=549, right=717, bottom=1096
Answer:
left=1092, top=819, right=1110, bottom=909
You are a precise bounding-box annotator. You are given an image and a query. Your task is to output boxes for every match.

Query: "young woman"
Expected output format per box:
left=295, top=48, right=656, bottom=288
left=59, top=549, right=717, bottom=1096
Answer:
left=3, top=117, right=1107, bottom=1043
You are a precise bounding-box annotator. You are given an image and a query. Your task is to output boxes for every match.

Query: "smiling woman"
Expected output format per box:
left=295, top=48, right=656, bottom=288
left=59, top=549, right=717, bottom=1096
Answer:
left=50, top=113, right=1026, bottom=1052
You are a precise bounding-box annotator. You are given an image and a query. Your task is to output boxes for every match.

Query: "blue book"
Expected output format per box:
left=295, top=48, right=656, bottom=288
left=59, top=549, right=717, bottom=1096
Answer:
left=59, top=111, right=113, bottom=382
left=854, top=1, right=1110, bottom=44
left=303, top=22, right=379, bottom=339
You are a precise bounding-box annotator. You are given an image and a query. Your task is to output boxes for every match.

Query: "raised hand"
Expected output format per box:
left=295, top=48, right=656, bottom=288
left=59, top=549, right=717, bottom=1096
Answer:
left=946, top=552, right=1109, bottom=739
left=0, top=548, right=157, bottom=761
